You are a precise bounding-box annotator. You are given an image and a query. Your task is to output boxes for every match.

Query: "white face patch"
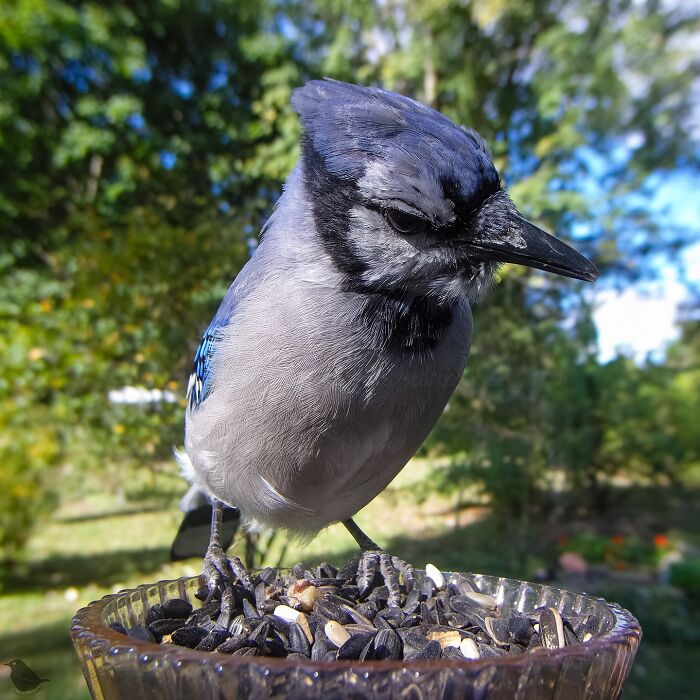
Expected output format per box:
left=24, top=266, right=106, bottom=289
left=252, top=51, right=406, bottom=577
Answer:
left=356, top=159, right=455, bottom=226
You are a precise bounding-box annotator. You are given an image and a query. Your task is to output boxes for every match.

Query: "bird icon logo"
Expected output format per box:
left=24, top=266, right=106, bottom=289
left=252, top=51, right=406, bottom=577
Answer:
left=4, top=660, right=49, bottom=695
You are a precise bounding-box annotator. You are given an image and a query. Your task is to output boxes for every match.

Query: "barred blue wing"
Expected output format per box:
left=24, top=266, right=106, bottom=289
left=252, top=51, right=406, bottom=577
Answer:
left=187, top=324, right=220, bottom=410
left=185, top=252, right=263, bottom=411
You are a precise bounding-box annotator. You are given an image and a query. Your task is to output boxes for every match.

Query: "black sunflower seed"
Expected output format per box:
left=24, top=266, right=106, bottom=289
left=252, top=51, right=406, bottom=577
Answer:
left=337, top=631, right=376, bottom=660
left=234, top=646, right=259, bottom=657
left=407, top=639, right=441, bottom=661
left=128, top=624, right=156, bottom=643
left=507, top=614, right=534, bottom=645
left=442, top=646, right=464, bottom=660
left=478, top=642, right=507, bottom=658
left=161, top=598, right=193, bottom=619
left=311, top=637, right=329, bottom=661
left=337, top=558, right=359, bottom=581
left=194, top=626, right=230, bottom=651
left=171, top=625, right=210, bottom=648
left=216, top=634, right=252, bottom=654
left=248, top=619, right=270, bottom=643
left=403, top=588, right=421, bottom=614
left=484, top=616, right=510, bottom=644
left=289, top=622, right=311, bottom=656
left=400, top=613, right=421, bottom=628
left=186, top=600, right=221, bottom=626
left=242, top=598, right=258, bottom=619
left=257, top=567, right=278, bottom=585
left=373, top=628, right=402, bottom=660
left=539, top=608, right=565, bottom=649
left=148, top=618, right=185, bottom=640
left=109, top=621, right=128, bottom=636
left=146, top=603, right=164, bottom=625
left=420, top=578, right=435, bottom=599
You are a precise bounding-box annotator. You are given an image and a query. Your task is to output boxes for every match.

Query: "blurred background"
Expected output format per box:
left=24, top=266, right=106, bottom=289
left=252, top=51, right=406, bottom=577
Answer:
left=1, top=0, right=699, bottom=697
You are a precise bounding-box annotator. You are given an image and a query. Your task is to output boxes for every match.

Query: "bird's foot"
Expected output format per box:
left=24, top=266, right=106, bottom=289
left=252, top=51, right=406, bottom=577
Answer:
left=202, top=543, right=253, bottom=627
left=357, top=549, right=415, bottom=607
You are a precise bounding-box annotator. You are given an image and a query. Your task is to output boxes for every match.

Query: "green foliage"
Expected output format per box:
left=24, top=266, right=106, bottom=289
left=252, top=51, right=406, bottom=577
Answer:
left=1, top=0, right=699, bottom=559
left=561, top=531, right=659, bottom=568
left=671, top=557, right=700, bottom=601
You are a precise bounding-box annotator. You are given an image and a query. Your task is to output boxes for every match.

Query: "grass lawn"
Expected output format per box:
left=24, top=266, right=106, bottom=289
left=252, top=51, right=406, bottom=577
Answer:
left=1, top=460, right=698, bottom=699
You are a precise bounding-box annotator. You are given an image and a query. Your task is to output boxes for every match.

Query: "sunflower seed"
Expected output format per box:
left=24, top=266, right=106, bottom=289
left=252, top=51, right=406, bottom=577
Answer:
left=171, top=625, right=209, bottom=648
left=148, top=618, right=185, bottom=641
left=325, top=620, right=351, bottom=648
left=146, top=603, right=164, bottom=625
left=484, top=616, right=510, bottom=645
left=427, top=629, right=462, bottom=649
left=129, top=624, right=156, bottom=643
left=162, top=598, right=193, bottom=619
left=109, top=621, right=127, bottom=636
left=194, top=626, right=230, bottom=652
left=373, top=628, right=402, bottom=660
left=273, top=604, right=300, bottom=623
left=289, top=622, right=311, bottom=656
left=508, top=613, right=534, bottom=645
left=337, top=631, right=376, bottom=660
left=287, top=579, right=318, bottom=612
left=460, top=636, right=480, bottom=659
left=311, top=637, right=330, bottom=660
left=442, top=646, right=464, bottom=660
left=215, top=634, right=251, bottom=654
left=540, top=607, right=565, bottom=649
left=242, top=598, right=258, bottom=619
left=408, top=639, right=442, bottom=660
left=425, top=564, right=445, bottom=589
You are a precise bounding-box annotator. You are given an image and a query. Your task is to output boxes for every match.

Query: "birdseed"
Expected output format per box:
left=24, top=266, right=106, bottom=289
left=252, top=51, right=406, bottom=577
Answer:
left=113, top=559, right=597, bottom=661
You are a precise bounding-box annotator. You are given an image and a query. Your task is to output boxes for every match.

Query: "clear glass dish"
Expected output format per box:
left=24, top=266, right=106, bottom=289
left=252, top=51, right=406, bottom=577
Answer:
left=71, top=571, right=641, bottom=699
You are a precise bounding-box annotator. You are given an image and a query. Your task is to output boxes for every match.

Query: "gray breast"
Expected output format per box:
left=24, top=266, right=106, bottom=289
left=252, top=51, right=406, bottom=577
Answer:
left=185, top=271, right=472, bottom=534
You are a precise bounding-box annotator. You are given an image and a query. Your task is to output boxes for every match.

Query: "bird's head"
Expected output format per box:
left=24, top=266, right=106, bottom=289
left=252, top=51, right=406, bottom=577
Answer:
left=292, top=79, right=597, bottom=302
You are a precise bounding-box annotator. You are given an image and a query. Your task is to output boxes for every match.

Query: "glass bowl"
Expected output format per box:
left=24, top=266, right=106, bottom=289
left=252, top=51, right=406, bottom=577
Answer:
left=71, top=571, right=640, bottom=699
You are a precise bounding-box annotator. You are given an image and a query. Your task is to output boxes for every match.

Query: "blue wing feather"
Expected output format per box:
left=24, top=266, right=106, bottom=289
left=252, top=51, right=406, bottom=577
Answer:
left=186, top=252, right=263, bottom=411
left=187, top=324, right=221, bottom=410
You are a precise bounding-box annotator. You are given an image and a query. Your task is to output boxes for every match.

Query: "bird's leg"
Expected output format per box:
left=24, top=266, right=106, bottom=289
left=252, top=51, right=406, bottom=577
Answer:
left=203, top=499, right=253, bottom=627
left=342, top=518, right=414, bottom=607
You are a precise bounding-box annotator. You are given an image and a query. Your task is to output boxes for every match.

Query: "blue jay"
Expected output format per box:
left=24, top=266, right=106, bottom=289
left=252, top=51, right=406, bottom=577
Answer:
left=178, top=79, right=597, bottom=614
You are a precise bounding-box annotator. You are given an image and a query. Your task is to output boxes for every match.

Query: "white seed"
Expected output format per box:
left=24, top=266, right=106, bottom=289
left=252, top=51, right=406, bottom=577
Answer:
left=425, top=563, right=445, bottom=589
left=296, top=612, right=314, bottom=644
left=427, top=629, right=461, bottom=649
left=582, top=632, right=593, bottom=642
left=533, top=623, right=540, bottom=634
left=273, top=604, right=300, bottom=623
left=325, top=620, right=351, bottom=648
left=463, top=591, right=497, bottom=610
left=460, top=637, right=480, bottom=660
left=287, top=580, right=318, bottom=612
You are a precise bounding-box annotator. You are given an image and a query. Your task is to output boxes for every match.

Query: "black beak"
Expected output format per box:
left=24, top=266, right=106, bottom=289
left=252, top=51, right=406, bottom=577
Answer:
left=466, top=197, right=599, bottom=282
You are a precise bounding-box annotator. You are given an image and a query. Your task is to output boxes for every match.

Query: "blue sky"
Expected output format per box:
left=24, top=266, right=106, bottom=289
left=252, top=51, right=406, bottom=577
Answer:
left=593, top=172, right=700, bottom=362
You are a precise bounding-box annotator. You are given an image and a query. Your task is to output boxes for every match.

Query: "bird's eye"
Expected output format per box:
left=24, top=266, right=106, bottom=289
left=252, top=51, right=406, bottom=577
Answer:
left=385, top=209, right=427, bottom=235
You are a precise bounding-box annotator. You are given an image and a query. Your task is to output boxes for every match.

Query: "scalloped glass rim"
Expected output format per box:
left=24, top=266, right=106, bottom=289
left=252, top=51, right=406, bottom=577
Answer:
left=71, top=571, right=640, bottom=671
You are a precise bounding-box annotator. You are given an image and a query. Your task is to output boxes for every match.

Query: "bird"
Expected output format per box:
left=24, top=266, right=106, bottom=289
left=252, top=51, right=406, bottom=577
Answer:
left=4, top=659, right=49, bottom=693
left=177, top=79, right=598, bottom=618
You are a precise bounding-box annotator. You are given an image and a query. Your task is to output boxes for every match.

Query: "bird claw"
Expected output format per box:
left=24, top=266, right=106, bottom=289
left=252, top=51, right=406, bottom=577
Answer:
left=357, top=549, right=414, bottom=607
left=203, top=543, right=253, bottom=627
